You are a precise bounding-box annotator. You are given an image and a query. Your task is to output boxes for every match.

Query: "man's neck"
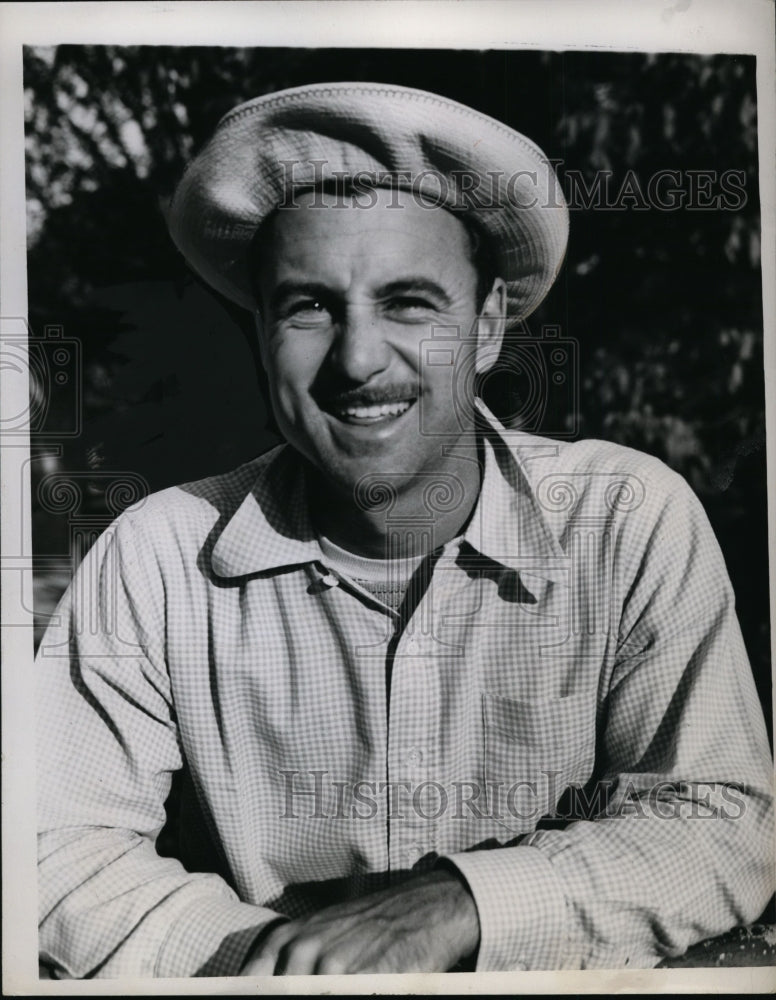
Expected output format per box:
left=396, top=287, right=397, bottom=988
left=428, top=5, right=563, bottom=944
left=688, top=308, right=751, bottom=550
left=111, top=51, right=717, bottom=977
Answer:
left=307, top=447, right=483, bottom=561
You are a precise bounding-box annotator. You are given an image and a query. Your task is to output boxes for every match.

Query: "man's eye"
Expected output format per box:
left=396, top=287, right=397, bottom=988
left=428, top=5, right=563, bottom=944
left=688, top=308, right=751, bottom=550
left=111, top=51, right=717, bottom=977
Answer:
left=286, top=300, right=330, bottom=320
left=386, top=296, right=437, bottom=313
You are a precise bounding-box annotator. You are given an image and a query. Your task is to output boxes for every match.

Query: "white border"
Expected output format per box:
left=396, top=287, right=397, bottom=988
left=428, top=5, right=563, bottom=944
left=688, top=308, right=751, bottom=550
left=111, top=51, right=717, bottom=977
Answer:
left=2, top=1, right=774, bottom=995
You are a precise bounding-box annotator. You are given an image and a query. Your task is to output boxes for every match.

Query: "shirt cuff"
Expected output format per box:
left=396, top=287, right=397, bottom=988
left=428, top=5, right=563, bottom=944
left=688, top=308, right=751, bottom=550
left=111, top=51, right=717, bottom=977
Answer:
left=155, top=892, right=286, bottom=977
left=440, top=844, right=568, bottom=970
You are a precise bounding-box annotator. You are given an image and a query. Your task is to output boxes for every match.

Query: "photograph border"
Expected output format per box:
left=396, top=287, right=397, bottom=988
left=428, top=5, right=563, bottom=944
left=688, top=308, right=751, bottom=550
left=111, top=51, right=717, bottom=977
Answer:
left=2, top=1, right=775, bottom=994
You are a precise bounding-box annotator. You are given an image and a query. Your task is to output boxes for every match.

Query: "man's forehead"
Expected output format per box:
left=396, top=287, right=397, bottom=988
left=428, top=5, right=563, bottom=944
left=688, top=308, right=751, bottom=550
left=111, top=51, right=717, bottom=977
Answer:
left=267, top=186, right=472, bottom=240
left=255, top=187, right=477, bottom=282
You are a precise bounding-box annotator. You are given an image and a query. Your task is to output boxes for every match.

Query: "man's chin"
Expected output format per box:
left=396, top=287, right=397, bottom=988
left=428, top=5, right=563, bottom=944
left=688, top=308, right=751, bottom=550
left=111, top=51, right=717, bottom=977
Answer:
left=302, top=451, right=426, bottom=509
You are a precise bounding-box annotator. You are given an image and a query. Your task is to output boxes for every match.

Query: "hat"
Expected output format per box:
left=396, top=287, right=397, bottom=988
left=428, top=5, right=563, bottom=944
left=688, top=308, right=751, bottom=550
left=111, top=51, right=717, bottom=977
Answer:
left=167, top=82, right=569, bottom=325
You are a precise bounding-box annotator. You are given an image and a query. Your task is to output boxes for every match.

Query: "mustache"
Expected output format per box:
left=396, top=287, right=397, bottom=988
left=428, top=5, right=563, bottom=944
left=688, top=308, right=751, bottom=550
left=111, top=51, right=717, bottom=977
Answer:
left=317, top=383, right=420, bottom=408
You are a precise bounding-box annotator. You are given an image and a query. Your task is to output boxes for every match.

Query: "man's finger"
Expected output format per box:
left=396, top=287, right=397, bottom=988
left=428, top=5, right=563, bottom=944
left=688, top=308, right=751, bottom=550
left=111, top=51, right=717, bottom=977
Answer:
left=276, top=934, right=325, bottom=975
left=240, top=921, right=295, bottom=976
left=242, top=949, right=277, bottom=976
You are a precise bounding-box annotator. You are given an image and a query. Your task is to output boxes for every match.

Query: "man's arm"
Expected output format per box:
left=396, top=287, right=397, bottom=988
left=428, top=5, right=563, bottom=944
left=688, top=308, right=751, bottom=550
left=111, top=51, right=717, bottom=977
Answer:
left=441, top=473, right=774, bottom=969
left=37, top=514, right=283, bottom=978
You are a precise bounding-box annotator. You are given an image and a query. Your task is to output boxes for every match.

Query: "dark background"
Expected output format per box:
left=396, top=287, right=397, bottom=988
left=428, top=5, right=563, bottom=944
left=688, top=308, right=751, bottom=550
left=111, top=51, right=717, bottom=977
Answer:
left=24, top=46, right=770, bottom=737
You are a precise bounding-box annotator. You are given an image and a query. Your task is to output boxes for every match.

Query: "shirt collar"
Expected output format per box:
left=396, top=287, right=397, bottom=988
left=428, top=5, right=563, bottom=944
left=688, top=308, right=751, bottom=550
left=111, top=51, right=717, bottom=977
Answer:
left=211, top=447, right=324, bottom=577
left=459, top=398, right=566, bottom=584
left=211, top=398, right=566, bottom=583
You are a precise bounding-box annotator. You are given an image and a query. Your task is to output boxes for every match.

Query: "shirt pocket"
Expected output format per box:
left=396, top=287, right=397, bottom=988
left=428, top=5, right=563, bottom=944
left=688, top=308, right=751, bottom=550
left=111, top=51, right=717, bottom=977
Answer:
left=481, top=689, right=597, bottom=830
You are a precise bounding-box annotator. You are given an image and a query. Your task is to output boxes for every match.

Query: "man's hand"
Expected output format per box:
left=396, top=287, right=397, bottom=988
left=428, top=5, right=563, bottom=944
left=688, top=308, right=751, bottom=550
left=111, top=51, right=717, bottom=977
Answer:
left=241, top=868, right=479, bottom=975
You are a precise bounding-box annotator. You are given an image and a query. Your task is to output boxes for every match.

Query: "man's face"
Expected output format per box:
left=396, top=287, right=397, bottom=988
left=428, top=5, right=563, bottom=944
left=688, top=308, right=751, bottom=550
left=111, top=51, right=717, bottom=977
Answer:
left=254, top=187, right=504, bottom=496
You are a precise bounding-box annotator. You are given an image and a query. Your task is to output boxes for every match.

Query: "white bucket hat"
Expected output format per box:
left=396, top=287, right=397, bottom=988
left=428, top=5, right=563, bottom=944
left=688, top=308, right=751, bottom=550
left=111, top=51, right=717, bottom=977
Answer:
left=167, top=82, right=569, bottom=325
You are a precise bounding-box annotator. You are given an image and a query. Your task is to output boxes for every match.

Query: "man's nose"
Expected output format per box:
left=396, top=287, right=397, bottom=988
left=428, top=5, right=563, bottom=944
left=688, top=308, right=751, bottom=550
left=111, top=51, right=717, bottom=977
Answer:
left=329, top=307, right=391, bottom=383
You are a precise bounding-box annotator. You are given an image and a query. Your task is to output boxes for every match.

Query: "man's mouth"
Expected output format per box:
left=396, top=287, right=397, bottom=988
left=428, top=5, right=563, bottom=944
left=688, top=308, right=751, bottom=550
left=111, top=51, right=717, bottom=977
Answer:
left=333, top=399, right=414, bottom=424
left=319, top=386, right=419, bottom=426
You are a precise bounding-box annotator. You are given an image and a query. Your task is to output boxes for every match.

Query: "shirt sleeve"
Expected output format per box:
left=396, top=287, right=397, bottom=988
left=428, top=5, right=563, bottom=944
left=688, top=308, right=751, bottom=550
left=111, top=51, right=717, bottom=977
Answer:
left=441, top=473, right=774, bottom=970
left=36, top=512, right=283, bottom=979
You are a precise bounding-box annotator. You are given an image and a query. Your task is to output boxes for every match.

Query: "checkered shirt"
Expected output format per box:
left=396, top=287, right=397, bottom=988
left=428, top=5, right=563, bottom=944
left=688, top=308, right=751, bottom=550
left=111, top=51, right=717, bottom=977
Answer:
left=36, top=400, right=774, bottom=977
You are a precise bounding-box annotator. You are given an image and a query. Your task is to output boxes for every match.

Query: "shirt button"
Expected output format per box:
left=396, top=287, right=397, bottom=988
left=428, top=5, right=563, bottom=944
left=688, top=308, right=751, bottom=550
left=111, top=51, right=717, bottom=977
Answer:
left=406, top=845, right=423, bottom=865
left=406, top=747, right=423, bottom=766
left=320, top=573, right=338, bottom=588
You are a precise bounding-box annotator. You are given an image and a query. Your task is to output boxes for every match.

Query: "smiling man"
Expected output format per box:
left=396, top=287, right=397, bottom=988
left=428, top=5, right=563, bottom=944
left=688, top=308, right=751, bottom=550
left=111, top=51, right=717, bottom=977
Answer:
left=250, top=184, right=505, bottom=558
left=35, top=83, right=773, bottom=978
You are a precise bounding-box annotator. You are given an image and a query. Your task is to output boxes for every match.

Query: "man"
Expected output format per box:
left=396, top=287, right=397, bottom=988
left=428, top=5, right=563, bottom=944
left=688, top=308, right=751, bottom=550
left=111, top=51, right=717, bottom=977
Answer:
left=36, top=82, right=773, bottom=977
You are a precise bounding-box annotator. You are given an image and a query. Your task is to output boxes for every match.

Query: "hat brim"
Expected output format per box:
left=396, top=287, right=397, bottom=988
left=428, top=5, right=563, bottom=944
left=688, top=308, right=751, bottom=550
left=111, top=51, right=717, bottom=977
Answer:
left=167, top=82, right=569, bottom=326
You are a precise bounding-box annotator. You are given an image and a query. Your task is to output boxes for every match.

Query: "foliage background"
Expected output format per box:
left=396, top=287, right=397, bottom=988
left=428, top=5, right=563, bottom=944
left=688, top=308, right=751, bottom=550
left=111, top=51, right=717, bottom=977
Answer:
left=23, top=46, right=770, bottom=733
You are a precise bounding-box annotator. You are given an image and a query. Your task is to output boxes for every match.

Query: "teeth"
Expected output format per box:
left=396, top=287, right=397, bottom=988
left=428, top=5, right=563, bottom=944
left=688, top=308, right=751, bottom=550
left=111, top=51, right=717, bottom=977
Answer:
left=339, top=400, right=412, bottom=419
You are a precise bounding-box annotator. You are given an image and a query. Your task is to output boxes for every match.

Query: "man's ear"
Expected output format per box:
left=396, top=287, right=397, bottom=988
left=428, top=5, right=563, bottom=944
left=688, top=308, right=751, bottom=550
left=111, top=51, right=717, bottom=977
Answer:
left=474, top=277, right=507, bottom=375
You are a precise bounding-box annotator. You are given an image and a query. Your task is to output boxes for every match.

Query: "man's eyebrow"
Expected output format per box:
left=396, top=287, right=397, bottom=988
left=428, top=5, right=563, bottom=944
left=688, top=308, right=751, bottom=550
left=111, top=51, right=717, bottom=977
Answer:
left=377, top=278, right=453, bottom=308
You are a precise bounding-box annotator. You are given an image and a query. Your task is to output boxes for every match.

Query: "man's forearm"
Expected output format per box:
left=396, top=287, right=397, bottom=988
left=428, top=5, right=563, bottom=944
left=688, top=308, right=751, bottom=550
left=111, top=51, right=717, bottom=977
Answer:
left=444, top=779, right=773, bottom=970
left=39, top=827, right=284, bottom=978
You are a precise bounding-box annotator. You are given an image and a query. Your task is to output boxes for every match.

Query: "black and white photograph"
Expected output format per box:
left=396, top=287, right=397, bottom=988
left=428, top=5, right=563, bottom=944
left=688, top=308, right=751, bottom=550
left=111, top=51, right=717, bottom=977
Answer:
left=2, top=1, right=775, bottom=993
